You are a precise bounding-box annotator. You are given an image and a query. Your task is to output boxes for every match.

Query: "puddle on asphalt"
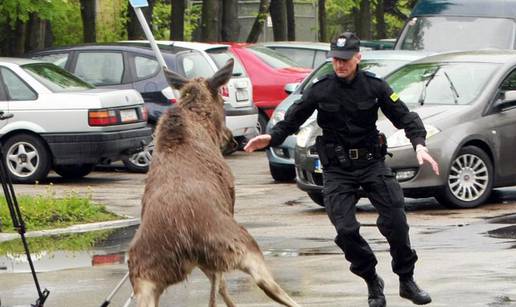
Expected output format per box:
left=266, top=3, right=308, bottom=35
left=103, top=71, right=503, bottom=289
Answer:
left=488, top=295, right=516, bottom=306
left=486, top=214, right=516, bottom=242
left=0, top=225, right=137, bottom=273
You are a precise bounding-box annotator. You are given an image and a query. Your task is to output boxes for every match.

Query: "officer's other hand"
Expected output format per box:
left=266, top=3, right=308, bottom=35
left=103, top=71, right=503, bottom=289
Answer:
left=416, top=145, right=439, bottom=175
left=244, top=134, right=272, bottom=152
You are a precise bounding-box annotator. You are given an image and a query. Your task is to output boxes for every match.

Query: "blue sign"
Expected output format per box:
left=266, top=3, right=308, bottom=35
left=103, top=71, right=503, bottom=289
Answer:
left=129, top=0, right=148, bottom=8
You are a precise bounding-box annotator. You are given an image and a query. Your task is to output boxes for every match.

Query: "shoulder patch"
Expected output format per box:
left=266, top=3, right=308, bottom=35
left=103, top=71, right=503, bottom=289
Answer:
left=364, top=71, right=382, bottom=80
left=390, top=92, right=400, bottom=103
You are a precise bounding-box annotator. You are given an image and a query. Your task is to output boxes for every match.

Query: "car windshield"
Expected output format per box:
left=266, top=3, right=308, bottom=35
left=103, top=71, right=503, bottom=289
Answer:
left=206, top=48, right=247, bottom=77
left=246, top=45, right=300, bottom=69
left=397, top=16, right=515, bottom=51
left=22, top=63, right=94, bottom=92
left=387, top=62, right=499, bottom=105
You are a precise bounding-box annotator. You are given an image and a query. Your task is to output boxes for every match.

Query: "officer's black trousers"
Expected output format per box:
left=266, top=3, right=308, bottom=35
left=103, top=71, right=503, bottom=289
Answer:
left=322, top=159, right=418, bottom=281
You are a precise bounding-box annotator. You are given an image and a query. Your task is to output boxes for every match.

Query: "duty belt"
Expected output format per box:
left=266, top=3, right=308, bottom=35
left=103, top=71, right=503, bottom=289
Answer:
left=348, top=147, right=376, bottom=160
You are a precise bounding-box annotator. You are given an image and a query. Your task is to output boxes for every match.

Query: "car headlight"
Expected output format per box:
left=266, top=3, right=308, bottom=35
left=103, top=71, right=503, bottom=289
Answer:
left=296, top=124, right=316, bottom=148
left=270, top=110, right=286, bottom=126
left=387, top=124, right=440, bottom=148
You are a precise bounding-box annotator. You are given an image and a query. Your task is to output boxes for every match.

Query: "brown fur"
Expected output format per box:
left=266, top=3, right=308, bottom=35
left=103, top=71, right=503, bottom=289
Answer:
left=128, top=61, right=300, bottom=307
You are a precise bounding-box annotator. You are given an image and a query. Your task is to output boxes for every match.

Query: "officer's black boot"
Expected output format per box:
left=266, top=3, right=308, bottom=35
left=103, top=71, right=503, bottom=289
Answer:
left=366, top=274, right=386, bottom=307
left=399, top=277, right=431, bottom=305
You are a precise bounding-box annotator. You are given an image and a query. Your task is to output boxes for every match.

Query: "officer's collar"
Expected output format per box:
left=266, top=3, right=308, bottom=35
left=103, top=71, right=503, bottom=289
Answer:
left=334, top=66, right=362, bottom=86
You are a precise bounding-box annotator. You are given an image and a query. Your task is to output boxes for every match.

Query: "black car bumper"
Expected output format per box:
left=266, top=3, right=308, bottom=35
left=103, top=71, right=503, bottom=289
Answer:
left=42, top=127, right=153, bottom=165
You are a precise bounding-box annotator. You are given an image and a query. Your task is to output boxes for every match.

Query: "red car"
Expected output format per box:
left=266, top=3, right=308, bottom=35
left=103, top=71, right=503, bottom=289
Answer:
left=227, top=43, right=311, bottom=133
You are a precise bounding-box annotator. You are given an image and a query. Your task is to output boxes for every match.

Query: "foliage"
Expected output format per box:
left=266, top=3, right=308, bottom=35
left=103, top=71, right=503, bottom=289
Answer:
left=51, top=0, right=84, bottom=46
left=97, top=0, right=128, bottom=42
left=0, top=185, right=119, bottom=233
left=152, top=0, right=202, bottom=41
left=0, top=229, right=113, bottom=255
left=0, top=0, right=70, bottom=28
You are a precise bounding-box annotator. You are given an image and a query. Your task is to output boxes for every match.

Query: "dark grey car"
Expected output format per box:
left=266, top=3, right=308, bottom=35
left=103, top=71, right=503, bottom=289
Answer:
left=295, top=50, right=516, bottom=208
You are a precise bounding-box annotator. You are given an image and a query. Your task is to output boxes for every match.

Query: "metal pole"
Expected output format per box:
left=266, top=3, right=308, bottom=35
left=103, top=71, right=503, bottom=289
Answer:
left=133, top=7, right=168, bottom=69
left=99, top=272, right=130, bottom=307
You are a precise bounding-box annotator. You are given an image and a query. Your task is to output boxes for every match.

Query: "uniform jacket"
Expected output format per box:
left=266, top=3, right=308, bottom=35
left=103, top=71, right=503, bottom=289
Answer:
left=269, top=69, right=427, bottom=149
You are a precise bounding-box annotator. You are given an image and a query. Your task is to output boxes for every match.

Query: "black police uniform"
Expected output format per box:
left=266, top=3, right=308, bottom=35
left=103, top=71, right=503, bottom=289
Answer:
left=268, top=68, right=427, bottom=282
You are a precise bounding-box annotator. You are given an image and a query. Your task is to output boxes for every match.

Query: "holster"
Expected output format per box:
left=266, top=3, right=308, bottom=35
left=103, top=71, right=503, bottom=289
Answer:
left=378, top=132, right=392, bottom=157
left=315, top=136, right=330, bottom=166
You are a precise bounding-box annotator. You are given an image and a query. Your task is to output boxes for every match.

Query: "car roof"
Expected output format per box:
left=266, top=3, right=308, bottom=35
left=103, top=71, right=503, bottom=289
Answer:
left=0, top=57, right=45, bottom=65
left=361, top=50, right=435, bottom=61
left=125, top=40, right=229, bottom=52
left=409, top=49, right=516, bottom=64
left=260, top=41, right=330, bottom=51
left=411, top=0, right=516, bottom=19
left=29, top=42, right=192, bottom=55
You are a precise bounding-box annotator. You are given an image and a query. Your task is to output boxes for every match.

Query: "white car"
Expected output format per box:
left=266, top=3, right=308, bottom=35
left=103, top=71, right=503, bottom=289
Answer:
left=0, top=57, right=152, bottom=183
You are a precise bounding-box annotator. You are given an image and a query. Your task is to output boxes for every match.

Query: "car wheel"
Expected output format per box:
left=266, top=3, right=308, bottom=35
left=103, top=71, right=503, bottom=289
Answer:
left=54, top=164, right=94, bottom=179
left=436, top=146, right=493, bottom=209
left=123, top=136, right=154, bottom=173
left=308, top=192, right=325, bottom=207
left=257, top=112, right=268, bottom=135
left=269, top=162, right=295, bottom=181
left=2, top=133, right=51, bottom=183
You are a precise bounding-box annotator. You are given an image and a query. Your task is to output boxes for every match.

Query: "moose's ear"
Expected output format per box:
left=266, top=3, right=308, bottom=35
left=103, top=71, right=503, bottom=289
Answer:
left=207, top=59, right=234, bottom=91
left=164, top=67, right=189, bottom=89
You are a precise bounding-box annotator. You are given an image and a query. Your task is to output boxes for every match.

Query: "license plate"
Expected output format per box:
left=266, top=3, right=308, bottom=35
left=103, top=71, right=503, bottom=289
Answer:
left=120, top=109, right=138, bottom=122
left=313, top=159, right=322, bottom=173
left=236, top=89, right=249, bottom=101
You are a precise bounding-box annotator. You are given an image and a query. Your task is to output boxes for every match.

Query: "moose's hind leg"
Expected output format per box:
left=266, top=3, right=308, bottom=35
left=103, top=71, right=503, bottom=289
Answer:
left=201, top=267, right=236, bottom=307
left=239, top=252, right=301, bottom=307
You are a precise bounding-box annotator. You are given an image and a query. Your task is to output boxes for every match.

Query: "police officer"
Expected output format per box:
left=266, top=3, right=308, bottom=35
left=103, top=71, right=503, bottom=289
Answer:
left=244, top=32, right=439, bottom=307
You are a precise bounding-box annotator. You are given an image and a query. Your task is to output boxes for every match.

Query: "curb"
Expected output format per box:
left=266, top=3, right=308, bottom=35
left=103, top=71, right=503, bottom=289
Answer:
left=0, top=218, right=140, bottom=243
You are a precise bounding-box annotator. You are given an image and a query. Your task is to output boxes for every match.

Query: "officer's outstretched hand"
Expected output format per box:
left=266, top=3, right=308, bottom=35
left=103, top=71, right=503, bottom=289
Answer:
left=416, top=145, right=439, bottom=175
left=244, top=134, right=272, bottom=152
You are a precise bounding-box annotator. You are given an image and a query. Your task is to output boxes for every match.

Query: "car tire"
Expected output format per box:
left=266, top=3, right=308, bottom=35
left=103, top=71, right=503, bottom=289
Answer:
left=308, top=192, right=325, bottom=207
left=122, top=134, right=155, bottom=173
left=54, top=164, right=94, bottom=179
left=269, top=162, right=295, bottom=181
left=436, top=146, right=493, bottom=209
left=2, top=133, right=51, bottom=183
left=257, top=112, right=268, bottom=135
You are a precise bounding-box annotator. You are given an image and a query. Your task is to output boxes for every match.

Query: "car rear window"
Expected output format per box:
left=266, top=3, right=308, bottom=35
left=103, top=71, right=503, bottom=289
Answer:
left=22, top=63, right=94, bottom=92
left=206, top=48, right=247, bottom=77
left=178, top=52, right=215, bottom=79
left=246, top=45, right=300, bottom=69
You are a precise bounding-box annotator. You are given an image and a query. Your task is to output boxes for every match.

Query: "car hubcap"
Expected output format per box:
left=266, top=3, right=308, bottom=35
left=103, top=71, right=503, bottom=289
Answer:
left=128, top=140, right=154, bottom=168
left=6, top=142, right=39, bottom=178
left=448, top=153, right=489, bottom=202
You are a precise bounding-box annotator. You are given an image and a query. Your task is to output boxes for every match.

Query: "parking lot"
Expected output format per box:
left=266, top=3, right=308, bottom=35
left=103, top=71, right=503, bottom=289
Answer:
left=1, top=151, right=516, bottom=306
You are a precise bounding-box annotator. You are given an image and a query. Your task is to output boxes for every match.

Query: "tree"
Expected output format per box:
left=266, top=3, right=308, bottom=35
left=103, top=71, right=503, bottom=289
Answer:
left=222, top=0, right=240, bottom=41
left=200, top=0, right=220, bottom=41
left=354, top=0, right=372, bottom=39
left=375, top=0, right=387, bottom=39
left=247, top=0, right=270, bottom=43
left=286, top=0, right=295, bottom=41
left=270, top=0, right=287, bottom=41
left=170, top=0, right=185, bottom=40
left=127, top=0, right=156, bottom=40
left=318, top=0, right=327, bottom=42
left=79, top=0, right=96, bottom=42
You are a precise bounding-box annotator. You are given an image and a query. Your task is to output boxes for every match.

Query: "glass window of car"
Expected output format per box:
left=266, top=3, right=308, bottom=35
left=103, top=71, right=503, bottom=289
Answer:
left=31, top=53, right=69, bottom=68
left=23, top=63, right=94, bottom=92
left=314, top=51, right=328, bottom=68
left=302, top=61, right=333, bottom=92
left=360, top=59, right=409, bottom=78
left=179, top=52, right=215, bottom=79
left=500, top=70, right=516, bottom=91
left=399, top=16, right=515, bottom=51
left=74, top=52, right=124, bottom=86
left=272, top=47, right=315, bottom=69
left=134, top=56, right=160, bottom=80
left=206, top=48, right=247, bottom=77
left=387, top=62, right=499, bottom=105
left=246, top=45, right=299, bottom=69
left=0, top=67, right=37, bottom=100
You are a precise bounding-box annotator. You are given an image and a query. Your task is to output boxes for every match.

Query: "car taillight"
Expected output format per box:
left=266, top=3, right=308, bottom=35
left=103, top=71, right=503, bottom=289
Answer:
left=89, top=109, right=118, bottom=126
left=219, top=85, right=229, bottom=98
left=141, top=106, right=148, bottom=121
left=169, top=98, right=177, bottom=104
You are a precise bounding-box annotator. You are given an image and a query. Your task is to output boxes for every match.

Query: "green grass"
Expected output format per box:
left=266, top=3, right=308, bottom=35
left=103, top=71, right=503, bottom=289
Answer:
left=0, top=186, right=120, bottom=233
left=0, top=229, right=114, bottom=255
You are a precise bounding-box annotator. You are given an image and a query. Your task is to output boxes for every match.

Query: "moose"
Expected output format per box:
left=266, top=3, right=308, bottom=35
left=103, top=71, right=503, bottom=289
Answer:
left=128, top=59, right=300, bottom=307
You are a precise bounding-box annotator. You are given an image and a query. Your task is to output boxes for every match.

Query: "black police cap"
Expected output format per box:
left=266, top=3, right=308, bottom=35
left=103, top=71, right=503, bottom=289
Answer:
left=327, top=32, right=360, bottom=60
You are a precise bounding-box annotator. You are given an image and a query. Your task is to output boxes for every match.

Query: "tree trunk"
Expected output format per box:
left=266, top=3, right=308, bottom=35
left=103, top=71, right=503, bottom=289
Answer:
left=80, top=0, right=96, bottom=43
left=375, top=0, right=386, bottom=39
left=170, top=0, right=185, bottom=40
left=222, top=0, right=240, bottom=41
left=127, top=0, right=155, bottom=40
left=318, top=0, right=326, bottom=42
left=358, top=0, right=372, bottom=39
left=270, top=0, right=287, bottom=41
left=286, top=0, right=295, bottom=41
left=26, top=14, right=47, bottom=52
left=247, top=0, right=271, bottom=43
left=201, top=0, right=220, bottom=42
left=384, top=0, right=409, bottom=20
left=14, top=20, right=27, bottom=56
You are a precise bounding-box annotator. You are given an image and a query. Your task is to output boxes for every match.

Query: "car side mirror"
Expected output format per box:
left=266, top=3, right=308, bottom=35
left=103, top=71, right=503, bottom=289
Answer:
left=494, top=90, right=516, bottom=111
left=284, top=83, right=300, bottom=95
